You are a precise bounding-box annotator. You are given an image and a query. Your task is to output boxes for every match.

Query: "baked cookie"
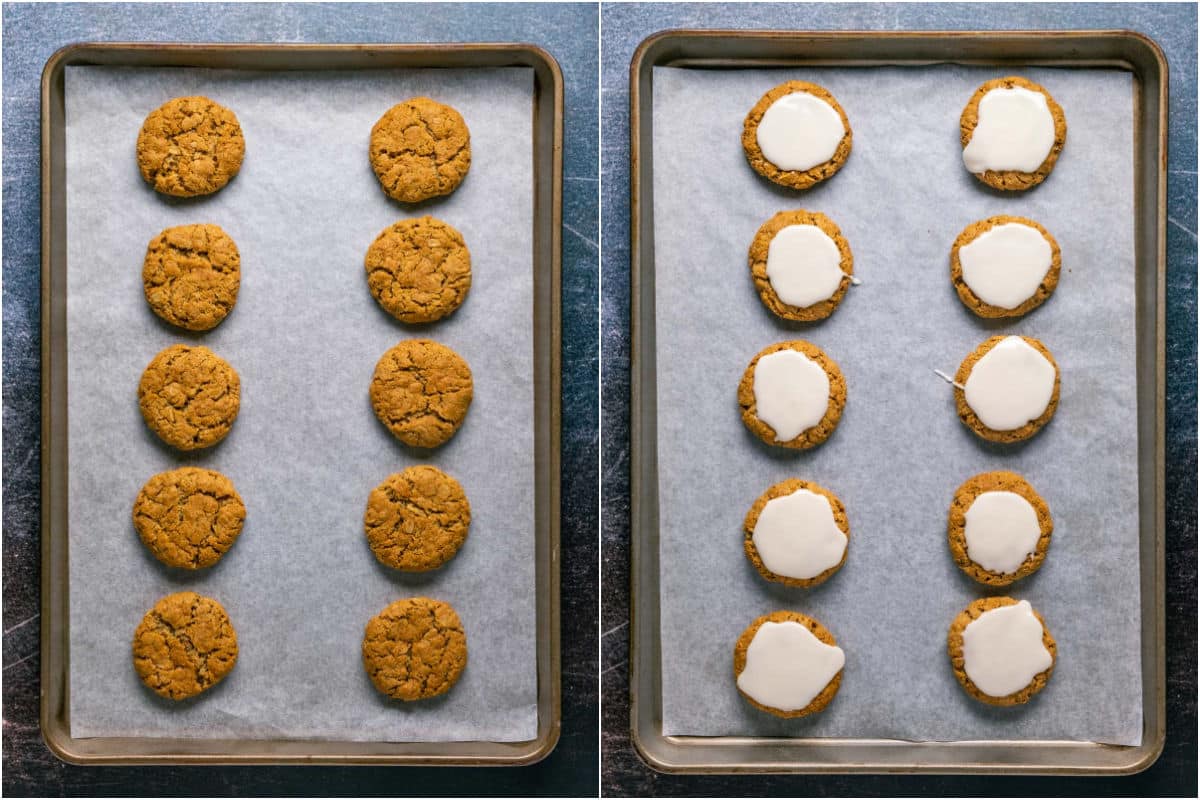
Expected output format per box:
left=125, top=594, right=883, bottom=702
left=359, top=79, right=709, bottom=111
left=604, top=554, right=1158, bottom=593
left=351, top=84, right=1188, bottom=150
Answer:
left=134, top=467, right=246, bottom=570
left=947, top=597, right=1056, bottom=706
left=136, top=96, right=244, bottom=197
left=960, top=76, right=1066, bottom=191
left=742, top=81, right=852, bottom=190
left=370, top=339, right=473, bottom=448
left=954, top=335, right=1059, bottom=443
left=132, top=591, right=238, bottom=700
left=362, top=597, right=467, bottom=701
left=369, top=98, right=471, bottom=203
left=744, top=479, right=849, bottom=588
left=749, top=210, right=855, bottom=321
left=143, top=223, right=241, bottom=331
left=739, top=340, right=845, bottom=449
left=948, top=471, right=1052, bottom=586
left=138, top=344, right=240, bottom=451
left=950, top=216, right=1060, bottom=319
left=734, top=610, right=844, bottom=718
left=365, top=216, right=471, bottom=323
left=365, top=466, right=470, bottom=571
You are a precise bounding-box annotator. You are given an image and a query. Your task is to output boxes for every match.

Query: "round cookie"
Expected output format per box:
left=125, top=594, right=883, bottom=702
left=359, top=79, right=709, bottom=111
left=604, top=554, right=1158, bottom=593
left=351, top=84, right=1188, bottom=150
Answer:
left=364, top=466, right=470, bottom=571
left=960, top=76, right=1066, bottom=191
left=369, top=98, right=471, bottom=203
left=742, top=81, right=852, bottom=190
left=365, top=216, right=471, bottom=323
left=749, top=210, right=855, bottom=322
left=744, top=479, right=849, bottom=588
left=950, top=215, right=1060, bottom=319
left=738, top=340, right=845, bottom=450
left=954, top=335, right=1059, bottom=444
left=369, top=339, right=473, bottom=449
left=733, top=610, right=844, bottom=718
left=947, top=596, right=1056, bottom=706
left=948, top=471, right=1053, bottom=586
left=138, top=344, right=241, bottom=451
left=362, top=597, right=467, bottom=701
left=143, top=223, right=241, bottom=331
left=136, top=96, right=244, bottom=197
left=132, top=591, right=238, bottom=700
left=133, top=467, right=246, bottom=570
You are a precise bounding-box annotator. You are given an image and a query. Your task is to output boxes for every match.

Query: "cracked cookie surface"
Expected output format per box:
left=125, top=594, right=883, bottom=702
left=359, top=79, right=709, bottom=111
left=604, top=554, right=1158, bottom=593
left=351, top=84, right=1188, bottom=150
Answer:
left=143, top=224, right=241, bottom=331
left=362, top=597, right=467, bottom=701
left=365, top=466, right=470, bottom=571
left=132, top=591, right=238, bottom=700
left=134, top=467, right=246, bottom=570
left=365, top=216, right=471, bottom=323
left=369, top=97, right=471, bottom=203
left=136, top=96, right=244, bottom=197
left=370, top=339, right=473, bottom=449
left=139, top=344, right=240, bottom=451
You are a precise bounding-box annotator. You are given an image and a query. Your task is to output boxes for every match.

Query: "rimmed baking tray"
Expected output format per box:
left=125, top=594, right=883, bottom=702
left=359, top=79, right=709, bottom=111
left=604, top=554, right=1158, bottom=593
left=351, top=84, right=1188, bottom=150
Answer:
left=629, top=30, right=1166, bottom=775
left=41, top=42, right=561, bottom=765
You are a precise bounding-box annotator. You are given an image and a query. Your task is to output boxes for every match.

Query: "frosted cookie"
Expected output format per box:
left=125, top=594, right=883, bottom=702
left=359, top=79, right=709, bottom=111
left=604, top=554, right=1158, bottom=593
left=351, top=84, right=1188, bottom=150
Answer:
left=739, top=340, right=845, bottom=450
left=133, top=467, right=246, bottom=570
left=138, top=344, right=240, bottom=451
left=143, top=223, right=241, bottom=331
left=132, top=591, right=238, bottom=700
left=364, top=466, right=470, bottom=571
left=136, top=96, right=244, bottom=197
left=369, top=98, right=471, bottom=203
left=954, top=335, right=1059, bottom=444
left=749, top=210, right=856, bottom=321
left=960, top=76, right=1066, bottom=191
left=742, top=81, right=852, bottom=190
left=948, top=471, right=1053, bottom=586
left=733, top=610, right=845, bottom=718
left=947, top=597, right=1056, bottom=706
left=950, top=216, right=1060, bottom=319
left=362, top=597, right=467, bottom=701
left=744, top=479, right=849, bottom=588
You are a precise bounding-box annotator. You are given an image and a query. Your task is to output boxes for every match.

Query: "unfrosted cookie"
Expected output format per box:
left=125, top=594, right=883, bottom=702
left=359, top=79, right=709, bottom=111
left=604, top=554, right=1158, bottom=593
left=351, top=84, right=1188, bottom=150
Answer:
left=749, top=210, right=855, bottom=321
left=365, top=216, right=471, bottom=323
left=742, top=81, right=852, bottom=190
left=133, top=467, right=246, bottom=570
left=369, top=339, right=473, bottom=448
left=948, top=471, right=1052, bottom=586
left=947, top=597, right=1056, bottom=706
left=734, top=610, right=844, bottom=718
left=138, top=344, right=240, bottom=451
left=365, top=466, right=470, bottom=571
left=951, top=216, right=1060, bottom=318
left=369, top=98, right=471, bottom=203
left=960, top=76, right=1066, bottom=191
left=136, top=96, right=244, bottom=197
left=143, top=224, right=240, bottom=331
left=132, top=591, right=238, bottom=700
left=954, top=335, right=1059, bottom=443
left=738, top=340, right=845, bottom=449
left=362, top=597, right=467, bottom=701
left=744, top=479, right=849, bottom=588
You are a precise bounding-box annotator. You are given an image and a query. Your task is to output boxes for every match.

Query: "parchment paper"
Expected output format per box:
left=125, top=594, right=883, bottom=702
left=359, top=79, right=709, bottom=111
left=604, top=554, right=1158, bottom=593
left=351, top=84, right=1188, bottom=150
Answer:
left=65, top=66, right=536, bottom=742
left=653, top=66, right=1141, bottom=745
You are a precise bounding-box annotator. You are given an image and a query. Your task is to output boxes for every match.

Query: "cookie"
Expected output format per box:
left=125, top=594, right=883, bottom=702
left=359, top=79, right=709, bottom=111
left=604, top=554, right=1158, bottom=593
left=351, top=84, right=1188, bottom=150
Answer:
left=142, top=224, right=241, bottom=331
left=948, top=471, right=1052, bottom=586
left=744, top=479, right=849, bottom=588
left=365, top=466, right=470, bottom=571
left=947, top=597, right=1056, bottom=706
left=742, top=81, right=852, bottom=190
left=950, top=216, right=1060, bottom=319
left=960, top=76, right=1066, bottom=191
left=362, top=597, right=467, bottom=701
left=132, top=591, right=238, bottom=700
left=954, top=335, right=1059, bottom=443
left=136, top=96, right=244, bottom=197
left=138, top=344, right=241, bottom=451
left=133, top=467, right=246, bottom=570
left=733, top=610, right=844, bottom=718
left=365, top=216, right=471, bottom=323
left=749, top=210, right=855, bottom=321
left=738, top=340, right=845, bottom=449
left=369, top=339, right=473, bottom=449
left=369, top=98, right=471, bottom=203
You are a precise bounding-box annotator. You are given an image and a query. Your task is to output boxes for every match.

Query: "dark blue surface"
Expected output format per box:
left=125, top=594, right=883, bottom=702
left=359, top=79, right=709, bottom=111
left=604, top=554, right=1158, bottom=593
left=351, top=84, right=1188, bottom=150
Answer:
left=1, top=3, right=597, bottom=796
left=600, top=3, right=1196, bottom=796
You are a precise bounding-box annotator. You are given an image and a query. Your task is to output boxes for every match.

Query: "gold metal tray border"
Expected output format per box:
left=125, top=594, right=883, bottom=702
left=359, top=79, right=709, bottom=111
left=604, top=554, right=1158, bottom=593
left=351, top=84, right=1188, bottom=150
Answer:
left=40, top=42, right=562, bottom=766
left=629, top=29, right=1167, bottom=775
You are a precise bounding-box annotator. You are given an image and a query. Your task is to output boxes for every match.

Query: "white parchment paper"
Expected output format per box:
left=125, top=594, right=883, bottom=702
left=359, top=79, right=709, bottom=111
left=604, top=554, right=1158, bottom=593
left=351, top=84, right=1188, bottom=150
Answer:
left=65, top=66, right=536, bottom=742
left=653, top=66, right=1141, bottom=745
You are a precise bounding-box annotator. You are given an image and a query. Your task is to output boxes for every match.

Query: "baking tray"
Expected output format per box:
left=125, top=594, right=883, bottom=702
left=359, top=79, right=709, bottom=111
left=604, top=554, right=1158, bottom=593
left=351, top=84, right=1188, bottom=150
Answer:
left=629, top=30, right=1166, bottom=775
left=41, top=42, right=561, bottom=766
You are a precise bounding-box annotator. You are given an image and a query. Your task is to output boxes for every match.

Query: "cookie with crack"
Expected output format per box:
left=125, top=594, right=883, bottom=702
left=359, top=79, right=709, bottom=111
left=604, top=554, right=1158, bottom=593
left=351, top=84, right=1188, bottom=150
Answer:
left=948, top=471, right=1053, bottom=586
left=950, top=215, right=1060, bottom=319
left=960, top=76, right=1066, bottom=191
left=749, top=210, right=855, bottom=321
left=948, top=596, right=1056, bottom=706
left=734, top=610, right=845, bottom=718
left=138, top=344, right=240, bottom=451
left=365, top=466, right=470, bottom=571
left=143, top=223, right=241, bottom=331
left=365, top=216, right=471, bottom=323
left=362, top=596, right=467, bottom=701
left=742, top=81, right=852, bottom=190
left=738, top=340, right=845, bottom=449
left=369, top=98, right=471, bottom=203
left=954, top=335, right=1059, bottom=443
left=136, top=96, right=244, bottom=197
left=133, top=467, right=246, bottom=570
left=369, top=339, right=473, bottom=448
left=132, top=591, right=238, bottom=700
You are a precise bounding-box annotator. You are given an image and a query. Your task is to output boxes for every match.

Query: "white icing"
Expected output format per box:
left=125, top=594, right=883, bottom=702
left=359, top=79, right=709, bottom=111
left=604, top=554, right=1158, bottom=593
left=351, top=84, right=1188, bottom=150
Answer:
left=752, top=488, right=848, bottom=579
left=964, top=491, right=1041, bottom=574
left=962, top=600, right=1053, bottom=697
left=963, top=336, right=1056, bottom=431
left=960, top=223, right=1053, bottom=310
left=756, top=91, right=846, bottom=171
left=765, top=225, right=849, bottom=308
left=962, top=87, right=1056, bottom=173
left=737, top=621, right=845, bottom=711
left=752, top=350, right=831, bottom=442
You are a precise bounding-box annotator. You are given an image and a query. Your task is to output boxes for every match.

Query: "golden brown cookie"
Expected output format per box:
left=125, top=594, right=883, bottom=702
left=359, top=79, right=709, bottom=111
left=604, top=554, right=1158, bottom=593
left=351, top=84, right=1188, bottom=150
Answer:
left=362, top=597, right=467, bottom=701
left=136, top=96, right=244, bottom=197
left=947, top=596, right=1057, bottom=706
left=132, top=591, right=238, bottom=700
left=950, top=216, right=1060, bottom=319
left=142, top=224, right=241, bottom=331
left=960, top=76, right=1066, bottom=191
left=749, top=210, right=854, bottom=321
left=133, top=467, right=246, bottom=570
left=138, top=344, right=240, bottom=451
left=738, top=340, right=846, bottom=450
left=369, top=98, right=471, bottom=203
left=365, top=466, right=470, bottom=571
left=948, top=471, right=1053, bottom=586
left=733, top=610, right=843, bottom=718
left=954, top=335, right=1059, bottom=444
left=742, top=81, right=852, bottom=190
left=365, top=216, right=471, bottom=323
left=743, top=479, right=849, bottom=588
left=369, top=339, right=473, bottom=449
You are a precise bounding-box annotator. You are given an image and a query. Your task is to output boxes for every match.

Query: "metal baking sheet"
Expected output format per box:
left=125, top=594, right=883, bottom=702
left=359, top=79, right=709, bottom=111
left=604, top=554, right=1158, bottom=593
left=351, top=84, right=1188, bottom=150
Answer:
left=629, top=30, right=1166, bottom=775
